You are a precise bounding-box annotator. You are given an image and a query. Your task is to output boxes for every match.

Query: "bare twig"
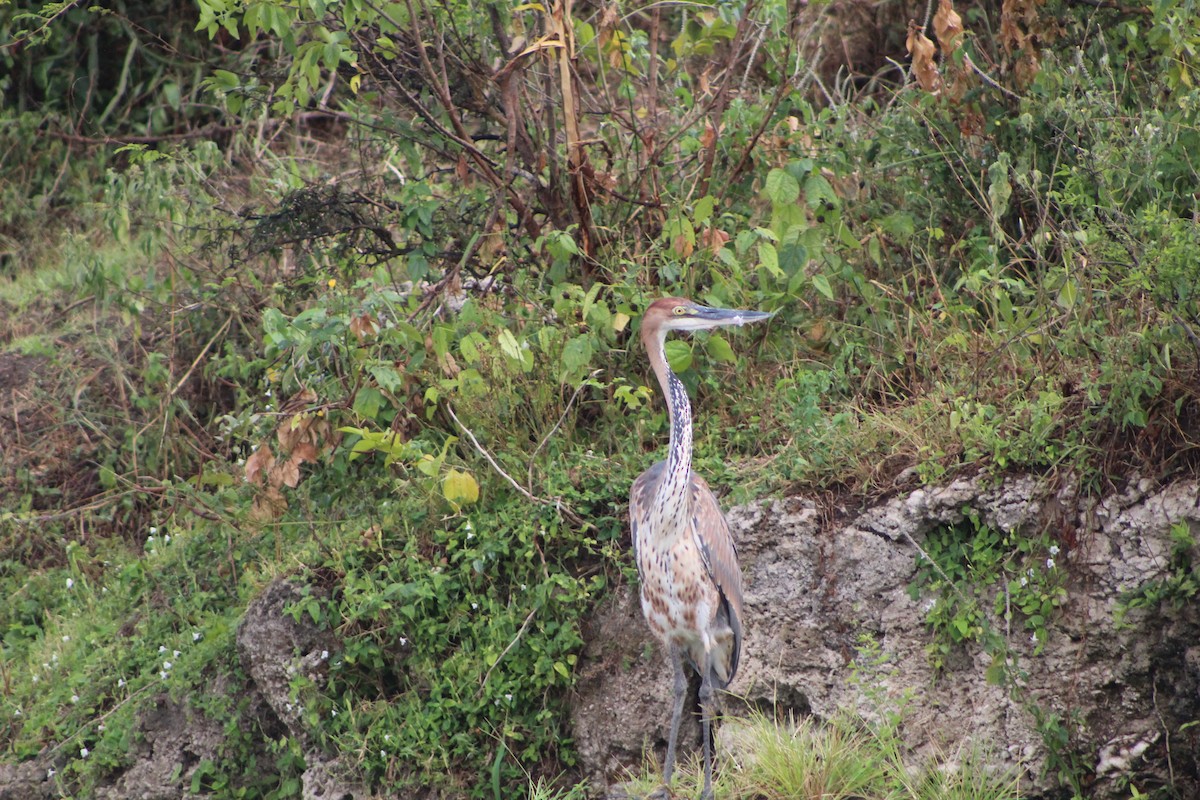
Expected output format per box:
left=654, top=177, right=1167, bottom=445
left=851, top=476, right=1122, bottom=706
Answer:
left=527, top=371, right=598, bottom=488
left=445, top=404, right=583, bottom=526
left=477, top=607, right=537, bottom=693
left=170, top=313, right=232, bottom=398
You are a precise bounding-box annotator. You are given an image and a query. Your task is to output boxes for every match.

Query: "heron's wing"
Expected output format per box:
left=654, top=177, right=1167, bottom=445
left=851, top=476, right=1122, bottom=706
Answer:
left=690, top=473, right=744, bottom=685
left=629, top=461, right=666, bottom=564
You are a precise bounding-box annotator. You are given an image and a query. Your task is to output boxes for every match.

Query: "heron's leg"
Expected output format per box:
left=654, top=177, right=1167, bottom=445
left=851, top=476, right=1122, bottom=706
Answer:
left=698, top=658, right=715, bottom=800
left=662, top=644, right=687, bottom=785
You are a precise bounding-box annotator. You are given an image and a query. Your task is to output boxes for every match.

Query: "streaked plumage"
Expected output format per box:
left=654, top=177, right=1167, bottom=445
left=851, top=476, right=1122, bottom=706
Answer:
left=629, top=296, right=772, bottom=800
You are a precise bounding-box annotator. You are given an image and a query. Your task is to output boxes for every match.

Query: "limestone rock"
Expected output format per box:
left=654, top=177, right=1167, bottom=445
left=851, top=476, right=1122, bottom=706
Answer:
left=571, top=476, right=1200, bottom=798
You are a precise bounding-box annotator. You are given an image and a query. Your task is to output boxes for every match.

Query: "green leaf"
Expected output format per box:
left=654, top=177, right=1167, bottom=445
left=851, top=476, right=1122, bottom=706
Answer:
left=369, top=364, right=403, bottom=393
left=812, top=273, right=834, bottom=300
left=498, top=328, right=523, bottom=363
left=706, top=334, right=736, bottom=364
left=211, top=69, right=240, bottom=92
left=693, top=195, right=716, bottom=225
left=778, top=242, right=808, bottom=276
left=353, top=387, right=383, bottom=420
left=561, top=334, right=595, bottom=379
left=1056, top=278, right=1078, bottom=309
left=757, top=242, right=782, bottom=278
left=804, top=173, right=838, bottom=210
left=665, top=339, right=692, bottom=372
left=764, top=168, right=800, bottom=206
left=987, top=152, right=1012, bottom=232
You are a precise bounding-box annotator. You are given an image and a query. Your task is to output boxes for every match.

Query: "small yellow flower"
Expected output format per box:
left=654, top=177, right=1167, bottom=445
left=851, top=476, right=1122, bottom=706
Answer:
left=327, top=278, right=337, bottom=289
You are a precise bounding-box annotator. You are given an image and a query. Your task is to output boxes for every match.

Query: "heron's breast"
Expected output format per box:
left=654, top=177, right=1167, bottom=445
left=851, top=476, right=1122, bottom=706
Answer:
left=636, top=536, right=719, bottom=643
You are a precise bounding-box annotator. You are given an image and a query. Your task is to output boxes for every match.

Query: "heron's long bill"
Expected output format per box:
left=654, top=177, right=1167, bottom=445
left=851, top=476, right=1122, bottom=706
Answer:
left=693, top=305, right=775, bottom=327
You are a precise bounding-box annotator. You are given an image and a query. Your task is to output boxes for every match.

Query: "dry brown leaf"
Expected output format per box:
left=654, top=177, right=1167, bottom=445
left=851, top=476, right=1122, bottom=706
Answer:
left=244, top=446, right=275, bottom=486
left=672, top=234, right=694, bottom=259
left=455, top=153, right=471, bottom=186
left=699, top=122, right=717, bottom=150
left=251, top=486, right=288, bottom=522
left=272, top=456, right=301, bottom=489
left=278, top=412, right=320, bottom=453
left=291, top=441, right=319, bottom=464
left=350, top=314, right=379, bottom=342
left=700, top=227, right=730, bottom=252
left=934, top=0, right=964, bottom=59
left=906, top=21, right=943, bottom=95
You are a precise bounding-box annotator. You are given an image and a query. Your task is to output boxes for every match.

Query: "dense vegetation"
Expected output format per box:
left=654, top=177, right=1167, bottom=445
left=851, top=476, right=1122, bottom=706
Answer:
left=2, top=0, right=1199, bottom=796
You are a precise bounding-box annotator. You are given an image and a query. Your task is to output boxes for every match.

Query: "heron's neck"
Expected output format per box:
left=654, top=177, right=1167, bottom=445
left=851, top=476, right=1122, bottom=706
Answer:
left=649, top=331, right=693, bottom=517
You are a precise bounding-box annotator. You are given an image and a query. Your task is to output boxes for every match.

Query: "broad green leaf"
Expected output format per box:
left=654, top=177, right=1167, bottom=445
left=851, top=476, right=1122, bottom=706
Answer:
left=369, top=364, right=403, bottom=393
left=779, top=242, right=808, bottom=276
left=804, top=173, right=838, bottom=210
left=498, top=328, right=523, bottom=362
left=693, top=195, right=716, bottom=224
left=706, top=334, right=736, bottom=363
left=561, top=334, right=594, bottom=378
left=812, top=273, right=834, bottom=300
left=665, top=339, right=692, bottom=372
left=353, top=387, right=383, bottom=420
left=757, top=242, right=783, bottom=278
left=764, top=168, right=800, bottom=206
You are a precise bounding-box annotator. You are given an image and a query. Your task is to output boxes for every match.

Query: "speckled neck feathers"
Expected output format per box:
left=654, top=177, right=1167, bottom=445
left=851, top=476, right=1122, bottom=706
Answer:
left=643, top=324, right=694, bottom=536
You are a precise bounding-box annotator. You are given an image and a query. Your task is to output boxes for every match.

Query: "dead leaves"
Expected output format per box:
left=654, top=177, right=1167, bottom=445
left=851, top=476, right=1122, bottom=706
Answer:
left=906, top=0, right=969, bottom=99
left=244, top=388, right=337, bottom=521
left=909, top=0, right=1048, bottom=99
left=906, top=21, right=943, bottom=95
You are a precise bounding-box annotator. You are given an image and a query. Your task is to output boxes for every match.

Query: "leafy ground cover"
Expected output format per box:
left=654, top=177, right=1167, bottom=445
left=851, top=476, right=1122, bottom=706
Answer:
left=3, top=0, right=1200, bottom=796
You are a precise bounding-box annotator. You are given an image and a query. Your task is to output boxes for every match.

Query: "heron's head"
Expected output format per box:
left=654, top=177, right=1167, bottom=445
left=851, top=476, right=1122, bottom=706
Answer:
left=642, top=296, right=774, bottom=337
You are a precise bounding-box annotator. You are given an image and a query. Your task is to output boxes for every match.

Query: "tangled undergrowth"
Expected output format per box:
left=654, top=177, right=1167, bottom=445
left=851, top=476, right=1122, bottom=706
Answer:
left=3, top=0, right=1200, bottom=797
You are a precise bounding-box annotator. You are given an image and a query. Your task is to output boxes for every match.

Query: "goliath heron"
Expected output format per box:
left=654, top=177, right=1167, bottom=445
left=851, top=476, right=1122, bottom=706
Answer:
left=629, top=297, right=772, bottom=799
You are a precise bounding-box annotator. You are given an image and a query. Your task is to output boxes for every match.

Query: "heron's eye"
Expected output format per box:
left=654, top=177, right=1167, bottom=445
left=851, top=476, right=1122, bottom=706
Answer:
left=673, top=306, right=686, bottom=316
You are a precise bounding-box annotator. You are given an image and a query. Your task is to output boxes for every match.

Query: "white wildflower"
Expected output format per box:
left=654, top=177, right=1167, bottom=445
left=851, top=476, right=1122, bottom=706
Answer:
left=471, top=602, right=479, bottom=610
left=61, top=635, right=69, bottom=642
left=399, top=637, right=408, bottom=646
left=173, top=650, right=181, bottom=658
left=1046, top=558, right=1056, bottom=569
left=159, top=645, right=167, bottom=653
left=505, top=693, right=513, bottom=703
left=117, top=678, right=126, bottom=688
left=66, top=578, right=74, bottom=589
left=321, top=650, right=329, bottom=661
left=1049, top=544, right=1060, bottom=556
left=71, top=695, right=79, bottom=704
left=163, top=661, right=172, bottom=670
left=80, top=748, right=89, bottom=758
